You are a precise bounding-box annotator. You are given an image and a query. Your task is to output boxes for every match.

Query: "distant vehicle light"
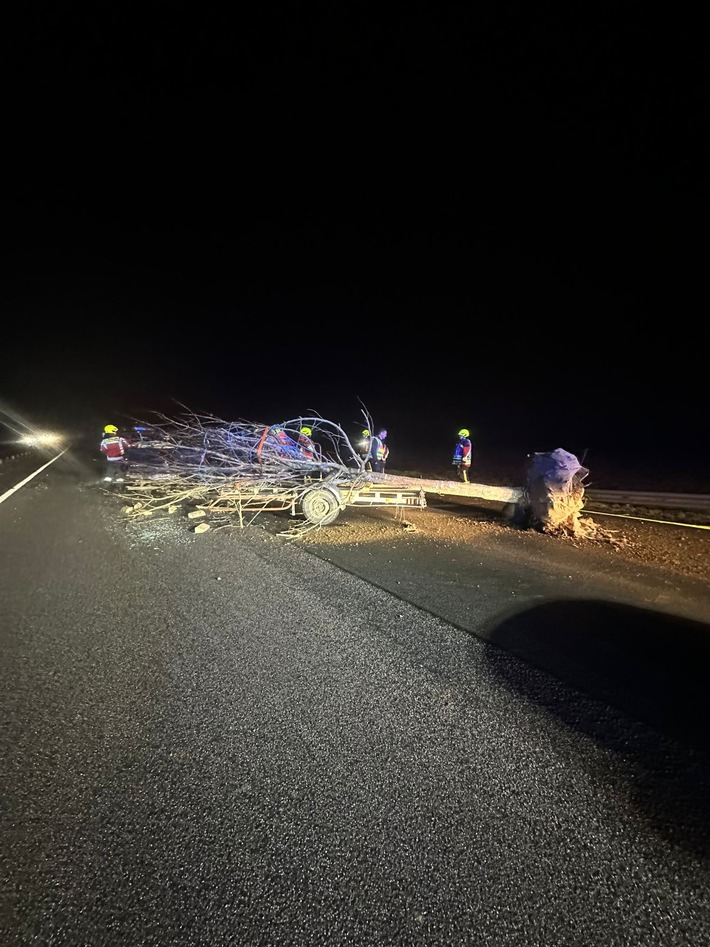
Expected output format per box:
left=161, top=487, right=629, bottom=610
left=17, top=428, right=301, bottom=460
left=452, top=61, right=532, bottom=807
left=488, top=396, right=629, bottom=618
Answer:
left=19, top=432, right=63, bottom=447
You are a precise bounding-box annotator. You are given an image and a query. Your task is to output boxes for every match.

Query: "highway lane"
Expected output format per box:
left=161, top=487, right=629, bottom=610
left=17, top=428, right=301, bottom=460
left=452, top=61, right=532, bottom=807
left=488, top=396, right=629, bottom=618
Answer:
left=290, top=499, right=710, bottom=751
left=1, top=449, right=709, bottom=946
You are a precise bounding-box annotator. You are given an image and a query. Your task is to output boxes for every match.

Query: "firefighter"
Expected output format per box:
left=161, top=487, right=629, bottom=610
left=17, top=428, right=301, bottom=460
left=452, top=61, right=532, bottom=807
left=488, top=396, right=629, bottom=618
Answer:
left=452, top=428, right=472, bottom=483
left=298, top=426, right=317, bottom=460
left=267, top=425, right=301, bottom=459
left=370, top=428, right=389, bottom=473
left=358, top=429, right=372, bottom=470
left=100, top=424, right=131, bottom=482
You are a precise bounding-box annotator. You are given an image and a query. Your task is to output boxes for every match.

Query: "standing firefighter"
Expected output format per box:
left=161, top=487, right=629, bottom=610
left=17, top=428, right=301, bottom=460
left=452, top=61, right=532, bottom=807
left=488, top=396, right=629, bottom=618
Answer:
left=100, top=424, right=130, bottom=482
left=370, top=428, right=389, bottom=473
left=452, top=428, right=472, bottom=483
left=298, top=426, right=317, bottom=460
left=358, top=429, right=372, bottom=470
left=258, top=425, right=302, bottom=461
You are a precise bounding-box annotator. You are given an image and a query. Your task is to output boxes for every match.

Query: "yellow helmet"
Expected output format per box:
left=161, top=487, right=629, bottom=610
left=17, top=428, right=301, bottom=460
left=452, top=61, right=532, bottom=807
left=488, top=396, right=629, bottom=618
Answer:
left=458, top=428, right=470, bottom=437
left=300, top=426, right=312, bottom=436
left=104, top=424, right=118, bottom=434
left=362, top=429, right=370, bottom=437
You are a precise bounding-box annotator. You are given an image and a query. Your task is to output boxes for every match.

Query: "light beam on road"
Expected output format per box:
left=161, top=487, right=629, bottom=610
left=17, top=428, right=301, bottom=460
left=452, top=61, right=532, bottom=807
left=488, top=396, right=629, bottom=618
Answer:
left=0, top=450, right=69, bottom=505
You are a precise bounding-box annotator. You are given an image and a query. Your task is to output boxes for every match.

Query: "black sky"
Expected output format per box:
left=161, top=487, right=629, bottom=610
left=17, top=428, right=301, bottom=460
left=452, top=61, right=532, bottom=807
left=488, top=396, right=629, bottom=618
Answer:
left=2, top=3, right=708, bottom=482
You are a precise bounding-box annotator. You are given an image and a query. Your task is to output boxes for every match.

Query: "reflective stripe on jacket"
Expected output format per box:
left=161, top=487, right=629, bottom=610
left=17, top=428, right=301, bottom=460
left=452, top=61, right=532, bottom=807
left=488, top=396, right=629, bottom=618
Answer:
left=371, top=436, right=389, bottom=462
left=100, top=436, right=130, bottom=460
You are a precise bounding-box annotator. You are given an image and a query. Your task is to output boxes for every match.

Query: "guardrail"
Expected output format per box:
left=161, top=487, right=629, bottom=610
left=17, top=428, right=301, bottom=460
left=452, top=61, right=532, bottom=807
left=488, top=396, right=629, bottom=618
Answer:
left=380, top=473, right=710, bottom=513
left=585, top=490, right=710, bottom=512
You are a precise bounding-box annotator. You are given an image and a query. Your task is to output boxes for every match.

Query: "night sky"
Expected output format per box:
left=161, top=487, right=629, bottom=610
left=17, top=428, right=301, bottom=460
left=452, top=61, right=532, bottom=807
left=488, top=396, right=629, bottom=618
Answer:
left=2, top=4, right=707, bottom=484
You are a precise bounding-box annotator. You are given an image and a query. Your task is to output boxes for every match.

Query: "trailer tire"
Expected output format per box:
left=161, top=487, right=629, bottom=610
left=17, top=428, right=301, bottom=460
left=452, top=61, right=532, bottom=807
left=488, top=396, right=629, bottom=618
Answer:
left=300, top=486, right=341, bottom=526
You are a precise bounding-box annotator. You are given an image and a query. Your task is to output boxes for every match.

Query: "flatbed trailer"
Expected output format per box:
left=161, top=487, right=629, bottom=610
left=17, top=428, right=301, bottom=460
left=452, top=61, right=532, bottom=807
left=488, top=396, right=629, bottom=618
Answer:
left=198, top=477, right=428, bottom=526
left=197, top=472, right=524, bottom=527
left=123, top=469, right=522, bottom=528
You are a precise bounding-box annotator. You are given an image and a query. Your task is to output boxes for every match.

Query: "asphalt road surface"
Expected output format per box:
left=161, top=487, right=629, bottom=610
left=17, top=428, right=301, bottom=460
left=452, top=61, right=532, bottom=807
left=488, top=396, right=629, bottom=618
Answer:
left=1, top=448, right=709, bottom=946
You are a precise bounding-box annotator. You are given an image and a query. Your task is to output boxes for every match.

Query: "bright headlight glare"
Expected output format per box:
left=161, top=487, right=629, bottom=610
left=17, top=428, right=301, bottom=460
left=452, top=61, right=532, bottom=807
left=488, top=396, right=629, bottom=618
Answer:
left=20, top=432, right=62, bottom=446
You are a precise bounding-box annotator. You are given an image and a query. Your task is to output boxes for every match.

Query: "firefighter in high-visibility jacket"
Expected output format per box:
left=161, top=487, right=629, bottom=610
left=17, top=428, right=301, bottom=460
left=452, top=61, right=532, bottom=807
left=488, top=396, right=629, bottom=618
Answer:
left=370, top=428, right=389, bottom=473
left=452, top=428, right=472, bottom=483
left=100, top=424, right=131, bottom=482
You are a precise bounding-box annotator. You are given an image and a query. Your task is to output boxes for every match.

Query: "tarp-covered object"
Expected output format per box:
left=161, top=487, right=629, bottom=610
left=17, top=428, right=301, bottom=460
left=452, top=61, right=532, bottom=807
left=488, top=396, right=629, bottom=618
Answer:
left=524, top=448, right=592, bottom=535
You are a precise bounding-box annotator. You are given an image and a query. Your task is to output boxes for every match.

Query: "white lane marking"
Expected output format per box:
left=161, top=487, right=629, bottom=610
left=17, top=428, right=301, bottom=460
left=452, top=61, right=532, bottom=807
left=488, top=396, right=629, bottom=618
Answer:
left=0, top=449, right=69, bottom=505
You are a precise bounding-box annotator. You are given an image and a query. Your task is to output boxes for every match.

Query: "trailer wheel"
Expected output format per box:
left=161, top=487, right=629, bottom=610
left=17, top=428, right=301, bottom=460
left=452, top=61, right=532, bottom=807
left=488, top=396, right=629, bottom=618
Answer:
left=300, top=486, right=341, bottom=526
